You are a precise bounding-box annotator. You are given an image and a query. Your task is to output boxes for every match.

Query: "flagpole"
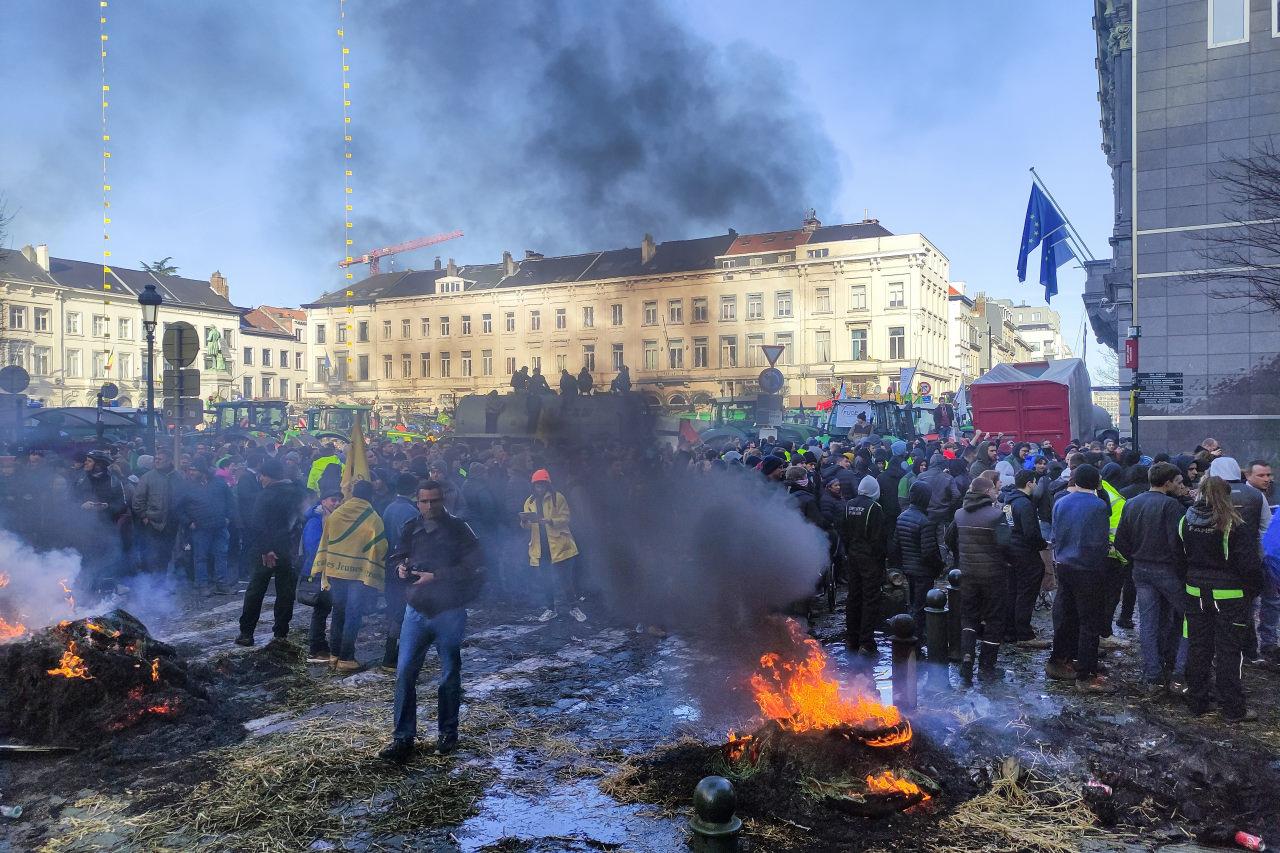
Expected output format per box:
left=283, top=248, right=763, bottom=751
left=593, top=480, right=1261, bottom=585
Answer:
left=1029, top=167, right=1096, bottom=261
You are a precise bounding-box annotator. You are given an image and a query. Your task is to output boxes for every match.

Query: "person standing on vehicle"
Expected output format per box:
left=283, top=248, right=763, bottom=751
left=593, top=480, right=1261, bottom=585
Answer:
left=837, top=475, right=886, bottom=657
left=945, top=477, right=1009, bottom=683
left=132, top=447, right=181, bottom=576
left=236, top=459, right=304, bottom=647
left=1178, top=476, right=1262, bottom=722
left=378, top=481, right=485, bottom=762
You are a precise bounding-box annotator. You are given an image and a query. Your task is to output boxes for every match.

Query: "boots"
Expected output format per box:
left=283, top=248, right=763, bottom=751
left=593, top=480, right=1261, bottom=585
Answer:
left=977, top=641, right=1005, bottom=681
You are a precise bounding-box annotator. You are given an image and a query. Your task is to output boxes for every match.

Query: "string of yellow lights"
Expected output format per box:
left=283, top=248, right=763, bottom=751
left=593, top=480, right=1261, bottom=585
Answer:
left=99, top=1, right=112, bottom=292
left=338, top=0, right=355, bottom=371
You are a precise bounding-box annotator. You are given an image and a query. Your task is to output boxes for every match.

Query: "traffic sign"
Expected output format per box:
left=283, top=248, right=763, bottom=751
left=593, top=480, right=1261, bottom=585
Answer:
left=163, top=368, right=201, bottom=398
left=162, top=322, right=200, bottom=367
left=1137, top=371, right=1184, bottom=386
left=758, top=367, right=785, bottom=395
left=917, top=381, right=932, bottom=396
left=98, top=382, right=119, bottom=401
left=756, top=393, right=784, bottom=427
left=162, top=396, right=205, bottom=425
left=0, top=365, right=30, bottom=394
left=1137, top=390, right=1185, bottom=404
left=1092, top=385, right=1126, bottom=392
left=760, top=344, right=786, bottom=367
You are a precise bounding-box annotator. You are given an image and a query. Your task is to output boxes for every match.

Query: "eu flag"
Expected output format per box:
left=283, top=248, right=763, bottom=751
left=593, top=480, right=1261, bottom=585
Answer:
left=1016, top=183, right=1074, bottom=302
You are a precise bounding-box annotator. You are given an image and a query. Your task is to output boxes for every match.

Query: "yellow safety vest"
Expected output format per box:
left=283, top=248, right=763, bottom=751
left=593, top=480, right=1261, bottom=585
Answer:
left=1100, top=480, right=1127, bottom=563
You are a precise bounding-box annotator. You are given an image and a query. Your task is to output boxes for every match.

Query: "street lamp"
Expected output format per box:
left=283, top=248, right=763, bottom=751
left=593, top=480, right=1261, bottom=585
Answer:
left=138, top=283, right=162, bottom=453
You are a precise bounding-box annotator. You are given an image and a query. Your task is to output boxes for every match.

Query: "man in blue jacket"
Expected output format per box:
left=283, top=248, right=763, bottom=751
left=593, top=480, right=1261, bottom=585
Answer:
left=379, top=473, right=422, bottom=673
left=1046, top=464, right=1116, bottom=694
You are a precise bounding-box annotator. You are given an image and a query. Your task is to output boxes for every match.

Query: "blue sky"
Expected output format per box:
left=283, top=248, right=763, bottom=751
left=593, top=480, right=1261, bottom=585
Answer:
left=0, top=1, right=1110, bottom=367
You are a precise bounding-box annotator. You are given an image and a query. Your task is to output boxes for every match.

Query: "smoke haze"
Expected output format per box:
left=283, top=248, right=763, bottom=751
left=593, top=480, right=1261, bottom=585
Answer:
left=0, top=531, right=81, bottom=638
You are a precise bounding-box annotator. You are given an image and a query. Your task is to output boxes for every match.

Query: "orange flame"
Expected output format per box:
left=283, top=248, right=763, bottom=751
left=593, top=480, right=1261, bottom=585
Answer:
left=86, top=621, right=122, bottom=639
left=748, top=622, right=910, bottom=744
left=865, top=770, right=930, bottom=803
left=47, top=640, right=93, bottom=679
left=724, top=729, right=762, bottom=765
left=58, top=579, right=76, bottom=613
left=151, top=658, right=160, bottom=682
left=0, top=616, right=26, bottom=642
left=106, top=689, right=181, bottom=731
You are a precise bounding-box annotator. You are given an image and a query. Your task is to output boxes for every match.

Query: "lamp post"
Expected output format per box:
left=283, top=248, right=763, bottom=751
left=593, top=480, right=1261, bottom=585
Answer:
left=138, top=284, right=162, bottom=453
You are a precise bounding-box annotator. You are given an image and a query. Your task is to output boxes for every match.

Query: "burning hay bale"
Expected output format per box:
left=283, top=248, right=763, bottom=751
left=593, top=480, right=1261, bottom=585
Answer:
left=0, top=609, right=209, bottom=744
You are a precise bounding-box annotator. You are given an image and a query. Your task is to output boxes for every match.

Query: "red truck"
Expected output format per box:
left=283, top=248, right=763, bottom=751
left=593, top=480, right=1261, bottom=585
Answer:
left=969, top=359, right=1111, bottom=447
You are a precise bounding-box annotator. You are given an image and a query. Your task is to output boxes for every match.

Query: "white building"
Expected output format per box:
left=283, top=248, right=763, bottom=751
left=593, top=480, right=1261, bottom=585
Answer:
left=994, top=299, right=1073, bottom=361
left=238, top=307, right=308, bottom=405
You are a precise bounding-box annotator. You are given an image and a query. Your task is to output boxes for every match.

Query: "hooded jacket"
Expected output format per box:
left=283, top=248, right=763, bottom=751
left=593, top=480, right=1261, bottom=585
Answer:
left=892, top=483, right=938, bottom=579
left=968, top=442, right=995, bottom=478
left=1210, top=456, right=1271, bottom=534
left=523, top=490, right=579, bottom=565
left=837, top=479, right=885, bottom=560
left=1178, top=502, right=1262, bottom=592
left=944, top=490, right=1006, bottom=581
left=999, top=485, right=1048, bottom=555
left=917, top=453, right=960, bottom=520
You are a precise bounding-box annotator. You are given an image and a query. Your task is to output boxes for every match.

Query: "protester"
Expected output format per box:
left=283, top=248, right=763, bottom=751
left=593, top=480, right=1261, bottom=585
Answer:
left=1002, top=469, right=1050, bottom=647
left=176, top=457, right=234, bottom=595
left=379, top=473, right=421, bottom=672
left=522, top=469, right=584, bottom=622
left=303, top=489, right=343, bottom=663
left=946, top=478, right=1008, bottom=683
left=236, top=459, right=304, bottom=647
left=837, top=474, right=885, bottom=657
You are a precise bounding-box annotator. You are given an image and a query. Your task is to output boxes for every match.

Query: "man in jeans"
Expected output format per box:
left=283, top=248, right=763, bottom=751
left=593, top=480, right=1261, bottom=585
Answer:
left=132, top=448, right=181, bottom=575
left=236, top=459, right=304, bottom=647
left=379, top=473, right=422, bottom=674
left=1115, top=462, right=1190, bottom=694
left=1045, top=464, right=1115, bottom=693
left=176, top=457, right=234, bottom=595
left=378, top=482, right=485, bottom=763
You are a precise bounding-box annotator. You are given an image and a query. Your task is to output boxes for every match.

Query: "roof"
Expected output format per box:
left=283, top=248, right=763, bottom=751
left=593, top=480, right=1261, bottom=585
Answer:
left=0, top=249, right=59, bottom=287
left=42, top=257, right=239, bottom=314
left=724, top=229, right=810, bottom=256
left=240, top=307, right=296, bottom=339
left=258, top=305, right=305, bottom=323
left=809, top=222, right=894, bottom=242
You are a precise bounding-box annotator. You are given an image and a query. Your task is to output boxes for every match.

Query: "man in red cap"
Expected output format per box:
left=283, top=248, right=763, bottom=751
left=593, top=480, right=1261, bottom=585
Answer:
left=521, top=469, right=584, bottom=622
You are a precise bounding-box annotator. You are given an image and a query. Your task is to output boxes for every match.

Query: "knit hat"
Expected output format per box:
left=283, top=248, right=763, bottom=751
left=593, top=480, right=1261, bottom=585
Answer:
left=1208, top=456, right=1242, bottom=481
left=1071, top=463, right=1101, bottom=490
left=761, top=457, right=787, bottom=477
left=995, top=459, right=1017, bottom=488
left=531, top=468, right=552, bottom=483
left=722, top=450, right=743, bottom=464
left=857, top=474, right=880, bottom=500
left=891, top=440, right=907, bottom=457
left=321, top=489, right=344, bottom=502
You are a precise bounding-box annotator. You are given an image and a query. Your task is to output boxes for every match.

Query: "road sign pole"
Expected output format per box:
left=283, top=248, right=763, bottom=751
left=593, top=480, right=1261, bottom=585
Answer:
left=1127, top=326, right=1141, bottom=453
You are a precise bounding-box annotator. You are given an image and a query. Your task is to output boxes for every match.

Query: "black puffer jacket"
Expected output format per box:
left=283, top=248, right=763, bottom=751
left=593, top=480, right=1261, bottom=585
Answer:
left=999, top=487, right=1047, bottom=555
left=1178, top=503, right=1262, bottom=593
left=944, top=491, right=1006, bottom=581
left=893, top=505, right=938, bottom=579
left=917, top=453, right=960, bottom=519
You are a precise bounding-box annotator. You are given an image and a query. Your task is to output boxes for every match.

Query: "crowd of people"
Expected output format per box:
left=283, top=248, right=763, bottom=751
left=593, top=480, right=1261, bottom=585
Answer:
left=0, top=422, right=1274, bottom=758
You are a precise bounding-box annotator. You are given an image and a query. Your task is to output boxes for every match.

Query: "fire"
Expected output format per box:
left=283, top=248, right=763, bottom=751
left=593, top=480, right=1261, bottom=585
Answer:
left=86, top=621, right=122, bottom=640
left=47, top=640, right=93, bottom=679
left=0, top=616, right=26, bottom=642
left=106, top=688, right=182, bottom=731
left=59, top=579, right=76, bottom=613
left=724, top=729, right=761, bottom=765
left=748, top=623, right=911, bottom=746
left=865, top=770, right=930, bottom=803
left=151, top=658, right=160, bottom=682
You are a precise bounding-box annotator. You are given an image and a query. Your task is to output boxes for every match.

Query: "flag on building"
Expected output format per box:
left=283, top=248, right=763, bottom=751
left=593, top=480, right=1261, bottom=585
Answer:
left=836, top=380, right=848, bottom=400
left=1016, top=183, right=1075, bottom=302
left=341, top=417, right=370, bottom=498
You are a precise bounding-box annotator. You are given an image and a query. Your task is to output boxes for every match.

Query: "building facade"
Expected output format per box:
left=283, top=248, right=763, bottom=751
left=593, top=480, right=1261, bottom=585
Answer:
left=303, top=215, right=957, bottom=415
left=948, top=288, right=1035, bottom=376
left=238, top=307, right=308, bottom=405
left=994, top=299, right=1074, bottom=361
left=1088, top=0, right=1280, bottom=457
left=0, top=245, right=241, bottom=408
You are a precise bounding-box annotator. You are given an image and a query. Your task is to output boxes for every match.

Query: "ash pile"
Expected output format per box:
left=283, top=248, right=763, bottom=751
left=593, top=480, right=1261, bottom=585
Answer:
left=0, top=609, right=211, bottom=745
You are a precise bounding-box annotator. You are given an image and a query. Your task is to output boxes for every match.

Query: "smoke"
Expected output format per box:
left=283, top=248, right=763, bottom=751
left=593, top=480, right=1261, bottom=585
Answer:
left=0, top=0, right=839, bottom=298
left=0, top=531, right=82, bottom=639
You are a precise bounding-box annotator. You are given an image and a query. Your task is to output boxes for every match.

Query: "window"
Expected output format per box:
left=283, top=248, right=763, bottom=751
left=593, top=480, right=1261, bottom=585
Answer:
left=643, top=340, right=659, bottom=371
left=6, top=350, right=22, bottom=369
left=747, top=293, right=763, bottom=320
left=851, top=329, right=868, bottom=361
left=806, top=247, right=829, bottom=259
left=92, top=315, right=108, bottom=337
left=668, top=299, right=683, bottom=324
left=505, top=356, right=516, bottom=375
left=461, top=350, right=472, bottom=377
left=402, top=319, right=411, bottom=338
left=611, top=343, right=625, bottom=371
left=482, top=349, right=493, bottom=376
left=815, top=287, right=831, bottom=313
left=555, top=353, right=567, bottom=372
left=336, top=357, right=349, bottom=381
left=692, top=297, right=708, bottom=323
left=402, top=354, right=412, bottom=378
left=357, top=321, right=369, bottom=342
left=421, top=352, right=432, bottom=378
left=279, top=378, right=289, bottom=399
left=611, top=303, right=623, bottom=326
left=1210, top=0, right=1248, bottom=47
left=747, top=334, right=765, bottom=366
left=505, top=312, right=515, bottom=333
left=244, top=377, right=254, bottom=399
left=482, top=313, right=492, bottom=334
left=357, top=354, right=369, bottom=380
left=66, top=312, right=81, bottom=335
left=261, top=376, right=272, bottom=397
left=382, top=320, right=392, bottom=340
left=440, top=352, right=451, bottom=378
left=889, top=326, right=905, bottom=360
left=65, top=349, right=82, bottom=378
left=223, top=328, right=234, bottom=351
left=440, top=316, right=451, bottom=336
left=337, top=324, right=348, bottom=343
left=295, top=352, right=303, bottom=370
left=693, top=337, right=708, bottom=368
left=383, top=354, right=393, bottom=379
left=582, top=306, right=594, bottom=328
left=643, top=301, right=658, bottom=325
left=118, top=318, right=133, bottom=340
left=582, top=344, right=595, bottom=372
left=34, top=308, right=50, bottom=332
left=262, top=349, right=274, bottom=368
left=530, top=355, right=542, bottom=372
left=554, top=308, right=566, bottom=331
left=720, top=336, right=738, bottom=368
left=316, top=324, right=327, bottom=344
left=849, top=284, right=867, bottom=310
left=815, top=330, right=831, bottom=362
left=295, top=328, right=303, bottom=342
left=1032, top=311, right=1041, bottom=322
left=775, top=333, right=793, bottom=365
left=668, top=338, right=684, bottom=369
left=421, top=317, right=431, bottom=337
left=244, top=347, right=254, bottom=366
left=888, top=282, right=905, bottom=308
left=33, top=347, right=50, bottom=376
left=720, top=295, right=737, bottom=321
left=280, top=349, right=288, bottom=367
left=7, top=306, right=25, bottom=330
left=316, top=357, right=330, bottom=383
left=775, top=291, right=793, bottom=318
left=92, top=351, right=109, bottom=378
left=529, top=311, right=540, bottom=332
left=462, top=315, right=472, bottom=335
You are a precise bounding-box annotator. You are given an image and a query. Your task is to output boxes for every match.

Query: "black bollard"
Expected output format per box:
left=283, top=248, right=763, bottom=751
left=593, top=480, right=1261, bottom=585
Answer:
left=924, top=587, right=949, bottom=663
left=945, top=569, right=963, bottom=663
left=688, top=776, right=742, bottom=852
left=888, top=613, right=918, bottom=711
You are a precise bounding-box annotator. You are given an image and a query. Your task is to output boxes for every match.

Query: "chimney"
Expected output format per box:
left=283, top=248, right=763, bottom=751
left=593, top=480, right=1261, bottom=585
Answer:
left=802, top=209, right=821, bottom=232
left=210, top=270, right=229, bottom=300
left=20, top=245, right=36, bottom=265
left=434, top=256, right=442, bottom=271
left=524, top=249, right=544, bottom=260
left=446, top=257, right=457, bottom=277
left=34, top=244, right=50, bottom=271
left=641, top=233, right=656, bottom=265
left=502, top=250, right=517, bottom=277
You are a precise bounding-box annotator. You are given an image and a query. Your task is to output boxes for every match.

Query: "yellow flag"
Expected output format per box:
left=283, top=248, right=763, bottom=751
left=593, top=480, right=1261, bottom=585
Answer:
left=341, top=417, right=369, bottom=497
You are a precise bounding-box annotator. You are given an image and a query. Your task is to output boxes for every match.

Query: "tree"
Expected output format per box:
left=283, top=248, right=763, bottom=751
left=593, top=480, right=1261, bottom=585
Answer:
left=1194, top=140, right=1280, bottom=313
left=141, top=257, right=179, bottom=275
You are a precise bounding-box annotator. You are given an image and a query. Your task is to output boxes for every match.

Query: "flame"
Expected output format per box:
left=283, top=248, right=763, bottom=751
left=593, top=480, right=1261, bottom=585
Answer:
left=86, top=621, right=122, bottom=639
left=151, top=658, right=160, bottom=682
left=0, top=571, right=9, bottom=588
left=106, top=688, right=181, bottom=731
left=724, top=729, right=762, bottom=765
left=865, top=771, right=930, bottom=803
left=47, top=640, right=93, bottom=679
left=58, top=579, right=76, bottom=613
left=748, top=621, right=910, bottom=745
left=0, top=616, right=26, bottom=642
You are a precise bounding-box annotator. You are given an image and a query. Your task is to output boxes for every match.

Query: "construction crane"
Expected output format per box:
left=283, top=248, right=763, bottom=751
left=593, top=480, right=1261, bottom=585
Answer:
left=338, top=229, right=464, bottom=275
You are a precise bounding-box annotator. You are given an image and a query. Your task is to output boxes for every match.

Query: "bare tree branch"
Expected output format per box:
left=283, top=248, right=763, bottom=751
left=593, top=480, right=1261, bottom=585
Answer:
left=1194, top=139, right=1280, bottom=313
